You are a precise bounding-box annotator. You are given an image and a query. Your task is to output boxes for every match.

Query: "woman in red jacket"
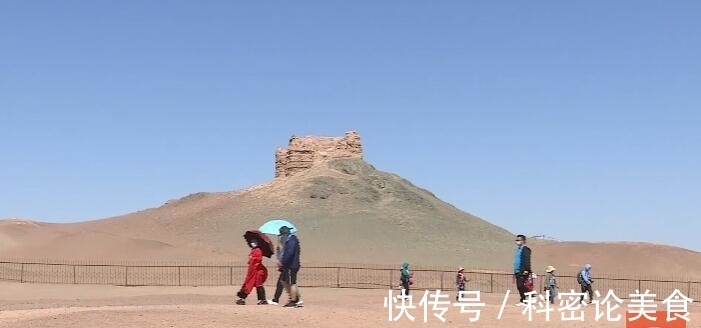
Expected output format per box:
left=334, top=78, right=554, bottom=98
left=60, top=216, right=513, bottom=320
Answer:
left=236, top=238, right=269, bottom=305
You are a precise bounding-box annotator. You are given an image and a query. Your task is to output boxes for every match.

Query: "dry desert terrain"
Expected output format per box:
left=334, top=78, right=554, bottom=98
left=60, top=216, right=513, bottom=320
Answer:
left=3, top=281, right=701, bottom=328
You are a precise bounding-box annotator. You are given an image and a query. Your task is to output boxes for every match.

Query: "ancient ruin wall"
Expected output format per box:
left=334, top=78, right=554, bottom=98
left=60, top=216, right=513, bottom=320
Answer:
left=275, top=131, right=363, bottom=178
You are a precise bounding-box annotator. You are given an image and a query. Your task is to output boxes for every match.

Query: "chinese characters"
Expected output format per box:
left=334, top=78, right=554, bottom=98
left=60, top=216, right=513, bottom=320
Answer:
left=383, top=288, right=694, bottom=323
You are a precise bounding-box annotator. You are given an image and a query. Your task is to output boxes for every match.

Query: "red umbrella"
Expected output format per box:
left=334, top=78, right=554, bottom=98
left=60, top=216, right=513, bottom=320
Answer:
left=243, top=230, right=274, bottom=258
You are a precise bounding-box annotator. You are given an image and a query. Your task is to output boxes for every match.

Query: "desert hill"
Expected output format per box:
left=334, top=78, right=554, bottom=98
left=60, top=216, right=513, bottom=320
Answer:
left=1, top=158, right=517, bottom=269
left=1, top=131, right=700, bottom=278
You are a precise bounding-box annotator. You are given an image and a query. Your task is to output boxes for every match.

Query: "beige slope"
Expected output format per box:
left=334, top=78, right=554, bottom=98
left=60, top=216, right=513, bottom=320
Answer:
left=530, top=240, right=701, bottom=279
left=0, top=220, right=233, bottom=263
left=0, top=219, right=67, bottom=253
left=1, top=158, right=700, bottom=279
left=1, top=219, right=70, bottom=253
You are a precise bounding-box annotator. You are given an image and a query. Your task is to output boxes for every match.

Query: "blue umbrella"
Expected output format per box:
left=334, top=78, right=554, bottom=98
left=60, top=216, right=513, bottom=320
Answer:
left=259, top=218, right=297, bottom=235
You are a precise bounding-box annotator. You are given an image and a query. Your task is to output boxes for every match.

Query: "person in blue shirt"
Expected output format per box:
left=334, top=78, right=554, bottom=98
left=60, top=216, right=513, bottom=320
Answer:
left=278, top=225, right=301, bottom=308
left=578, top=264, right=594, bottom=304
left=269, top=233, right=303, bottom=306
left=513, top=234, right=532, bottom=306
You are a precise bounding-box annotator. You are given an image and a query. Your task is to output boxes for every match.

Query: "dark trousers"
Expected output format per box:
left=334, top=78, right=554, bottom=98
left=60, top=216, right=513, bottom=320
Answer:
left=580, top=284, right=593, bottom=303
left=401, top=280, right=410, bottom=296
left=255, top=286, right=266, bottom=301
left=456, top=285, right=465, bottom=301
left=515, top=274, right=528, bottom=302
left=238, top=286, right=266, bottom=301
left=272, top=271, right=300, bottom=303
left=273, top=272, right=285, bottom=302
left=548, top=286, right=557, bottom=304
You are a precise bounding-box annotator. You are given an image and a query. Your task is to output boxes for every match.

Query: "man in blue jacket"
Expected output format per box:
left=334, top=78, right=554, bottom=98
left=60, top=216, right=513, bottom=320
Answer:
left=513, top=234, right=532, bottom=306
left=278, top=225, right=301, bottom=308
left=270, top=233, right=303, bottom=306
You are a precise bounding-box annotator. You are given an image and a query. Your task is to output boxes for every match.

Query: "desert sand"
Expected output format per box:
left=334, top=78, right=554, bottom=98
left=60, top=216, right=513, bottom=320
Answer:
left=2, top=282, right=700, bottom=328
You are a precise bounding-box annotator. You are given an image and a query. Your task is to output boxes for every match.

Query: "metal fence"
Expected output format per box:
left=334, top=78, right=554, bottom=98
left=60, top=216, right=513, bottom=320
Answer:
left=1, top=260, right=699, bottom=301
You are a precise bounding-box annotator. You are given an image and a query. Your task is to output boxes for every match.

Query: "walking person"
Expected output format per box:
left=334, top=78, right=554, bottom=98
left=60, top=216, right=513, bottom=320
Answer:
left=269, top=234, right=303, bottom=306
left=577, top=264, right=594, bottom=304
left=513, top=234, right=532, bottom=306
left=278, top=225, right=301, bottom=308
left=269, top=234, right=286, bottom=305
left=455, top=267, right=470, bottom=301
left=235, top=238, right=269, bottom=305
left=399, top=262, right=412, bottom=297
left=544, top=265, right=558, bottom=304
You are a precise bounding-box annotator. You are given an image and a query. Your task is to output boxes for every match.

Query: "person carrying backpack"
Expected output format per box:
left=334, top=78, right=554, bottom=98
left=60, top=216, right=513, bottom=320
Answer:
left=577, top=264, right=594, bottom=304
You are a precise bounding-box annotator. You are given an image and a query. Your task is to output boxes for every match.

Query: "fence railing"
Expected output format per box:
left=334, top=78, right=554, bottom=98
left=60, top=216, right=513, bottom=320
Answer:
left=2, top=260, right=700, bottom=301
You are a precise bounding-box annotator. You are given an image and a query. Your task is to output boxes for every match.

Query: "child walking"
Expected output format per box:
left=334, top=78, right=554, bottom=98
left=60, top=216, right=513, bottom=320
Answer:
left=544, top=265, right=558, bottom=304
left=455, top=267, right=471, bottom=301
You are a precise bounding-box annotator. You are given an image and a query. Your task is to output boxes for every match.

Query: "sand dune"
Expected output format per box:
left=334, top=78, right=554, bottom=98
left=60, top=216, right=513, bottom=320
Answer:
left=0, top=219, right=235, bottom=262
left=533, top=240, right=701, bottom=278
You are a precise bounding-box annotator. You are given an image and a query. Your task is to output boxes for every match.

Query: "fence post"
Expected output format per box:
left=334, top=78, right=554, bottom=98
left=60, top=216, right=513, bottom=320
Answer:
left=229, top=266, right=233, bottom=286
left=440, top=271, right=444, bottom=290
left=124, top=266, right=128, bottom=286
left=388, top=270, right=393, bottom=289
left=178, top=266, right=181, bottom=286
left=490, top=273, right=494, bottom=293
left=638, top=279, right=641, bottom=292
left=336, top=267, right=340, bottom=288
left=73, top=265, right=76, bottom=284
left=687, top=281, right=691, bottom=297
left=20, top=263, right=24, bottom=283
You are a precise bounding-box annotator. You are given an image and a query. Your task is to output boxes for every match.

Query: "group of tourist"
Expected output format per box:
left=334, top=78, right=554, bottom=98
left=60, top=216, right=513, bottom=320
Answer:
left=235, top=225, right=303, bottom=308
left=397, top=234, right=596, bottom=305
left=512, top=234, right=595, bottom=305
left=236, top=227, right=596, bottom=308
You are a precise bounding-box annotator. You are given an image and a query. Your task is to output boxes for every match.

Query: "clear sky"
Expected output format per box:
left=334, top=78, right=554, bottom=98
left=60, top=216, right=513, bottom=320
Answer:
left=1, top=1, right=699, bottom=250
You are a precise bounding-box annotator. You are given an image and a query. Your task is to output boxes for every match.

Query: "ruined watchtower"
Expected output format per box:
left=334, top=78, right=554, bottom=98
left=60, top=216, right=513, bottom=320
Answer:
left=274, top=131, right=363, bottom=178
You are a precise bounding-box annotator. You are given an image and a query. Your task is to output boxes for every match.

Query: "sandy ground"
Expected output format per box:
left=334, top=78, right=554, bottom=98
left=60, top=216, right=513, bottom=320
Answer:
left=2, top=282, right=701, bottom=327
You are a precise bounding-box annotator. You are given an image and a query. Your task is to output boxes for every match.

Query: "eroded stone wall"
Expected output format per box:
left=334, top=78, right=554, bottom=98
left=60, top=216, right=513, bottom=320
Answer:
left=275, top=131, right=363, bottom=178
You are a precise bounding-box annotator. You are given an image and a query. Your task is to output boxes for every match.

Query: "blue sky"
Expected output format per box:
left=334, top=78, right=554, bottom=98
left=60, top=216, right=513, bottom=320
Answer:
left=1, top=1, right=699, bottom=250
